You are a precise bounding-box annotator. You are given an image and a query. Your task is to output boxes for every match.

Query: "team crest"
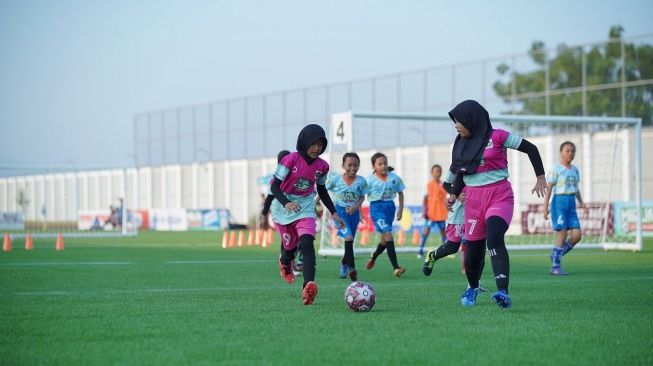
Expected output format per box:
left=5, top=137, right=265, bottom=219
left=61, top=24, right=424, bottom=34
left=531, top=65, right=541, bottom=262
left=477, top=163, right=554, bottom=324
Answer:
left=294, top=178, right=311, bottom=191
left=315, top=171, right=322, bottom=180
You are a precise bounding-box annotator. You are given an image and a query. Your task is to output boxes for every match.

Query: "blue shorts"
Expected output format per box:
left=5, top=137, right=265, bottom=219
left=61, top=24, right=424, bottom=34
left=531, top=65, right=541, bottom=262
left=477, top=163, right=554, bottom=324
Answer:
left=334, top=205, right=360, bottom=239
left=550, top=194, right=580, bottom=231
left=369, top=201, right=396, bottom=234
left=426, top=220, right=446, bottom=230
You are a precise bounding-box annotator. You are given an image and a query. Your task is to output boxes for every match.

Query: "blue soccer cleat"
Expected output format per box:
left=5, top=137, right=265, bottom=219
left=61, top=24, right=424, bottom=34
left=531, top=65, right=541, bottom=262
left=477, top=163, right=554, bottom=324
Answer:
left=492, top=289, right=512, bottom=309
left=340, top=264, right=349, bottom=279
left=550, top=267, right=568, bottom=275
left=461, top=287, right=479, bottom=307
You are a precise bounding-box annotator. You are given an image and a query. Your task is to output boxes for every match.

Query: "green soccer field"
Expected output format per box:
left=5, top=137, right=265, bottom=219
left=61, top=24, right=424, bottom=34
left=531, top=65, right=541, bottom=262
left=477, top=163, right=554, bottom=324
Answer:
left=1, top=231, right=652, bottom=365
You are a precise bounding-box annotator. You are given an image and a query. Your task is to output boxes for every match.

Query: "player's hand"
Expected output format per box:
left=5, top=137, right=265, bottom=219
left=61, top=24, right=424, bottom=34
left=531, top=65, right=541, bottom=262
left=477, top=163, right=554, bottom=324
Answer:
left=543, top=207, right=549, bottom=220
left=284, top=202, right=301, bottom=213
left=580, top=203, right=589, bottom=214
left=445, top=195, right=457, bottom=212
left=458, top=192, right=466, bottom=205
left=396, top=210, right=403, bottom=221
left=259, top=215, right=267, bottom=228
left=346, top=206, right=357, bottom=215
left=531, top=176, right=548, bottom=198
left=332, top=213, right=345, bottom=229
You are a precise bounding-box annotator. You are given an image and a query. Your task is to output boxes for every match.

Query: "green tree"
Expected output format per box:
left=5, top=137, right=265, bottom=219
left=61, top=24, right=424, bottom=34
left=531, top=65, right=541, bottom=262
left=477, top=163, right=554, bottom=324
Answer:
left=493, top=26, right=652, bottom=127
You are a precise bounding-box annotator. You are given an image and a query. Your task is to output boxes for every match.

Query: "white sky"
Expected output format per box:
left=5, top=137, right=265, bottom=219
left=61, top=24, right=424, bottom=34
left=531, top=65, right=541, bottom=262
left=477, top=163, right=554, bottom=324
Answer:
left=0, top=0, right=651, bottom=173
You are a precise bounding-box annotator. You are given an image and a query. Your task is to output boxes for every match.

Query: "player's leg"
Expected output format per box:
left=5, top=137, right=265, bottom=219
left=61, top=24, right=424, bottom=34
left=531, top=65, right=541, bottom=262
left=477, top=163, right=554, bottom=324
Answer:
left=345, top=210, right=360, bottom=281
left=461, top=239, right=485, bottom=306
left=295, top=218, right=319, bottom=305
left=277, top=224, right=297, bottom=284
left=367, top=202, right=387, bottom=270
left=486, top=215, right=512, bottom=308
left=423, top=223, right=463, bottom=276
left=418, top=222, right=432, bottom=257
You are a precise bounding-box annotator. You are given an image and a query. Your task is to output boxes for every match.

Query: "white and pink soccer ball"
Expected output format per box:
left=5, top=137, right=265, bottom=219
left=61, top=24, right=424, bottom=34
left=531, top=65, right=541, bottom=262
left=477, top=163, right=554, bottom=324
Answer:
left=344, top=281, right=376, bottom=312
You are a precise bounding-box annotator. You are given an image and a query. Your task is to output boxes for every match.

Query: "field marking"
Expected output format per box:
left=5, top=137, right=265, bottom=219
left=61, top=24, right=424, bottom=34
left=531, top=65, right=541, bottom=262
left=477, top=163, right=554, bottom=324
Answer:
left=165, top=259, right=273, bottom=264
left=0, top=261, right=136, bottom=266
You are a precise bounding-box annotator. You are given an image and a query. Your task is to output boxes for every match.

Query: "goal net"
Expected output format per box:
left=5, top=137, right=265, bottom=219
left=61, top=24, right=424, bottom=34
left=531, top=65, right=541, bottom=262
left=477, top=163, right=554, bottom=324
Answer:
left=318, top=111, right=643, bottom=257
left=0, top=166, right=138, bottom=247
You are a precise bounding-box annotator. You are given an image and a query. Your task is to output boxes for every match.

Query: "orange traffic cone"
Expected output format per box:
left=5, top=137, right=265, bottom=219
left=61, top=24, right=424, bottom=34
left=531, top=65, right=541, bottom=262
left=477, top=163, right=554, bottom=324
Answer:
left=412, top=229, right=421, bottom=244
left=261, top=230, right=268, bottom=248
left=247, top=229, right=255, bottom=245
left=397, top=230, right=405, bottom=245
left=25, top=233, right=34, bottom=250
left=55, top=233, right=64, bottom=250
left=255, top=229, right=263, bottom=245
left=222, top=231, right=228, bottom=248
left=360, top=229, right=369, bottom=245
left=267, top=228, right=274, bottom=245
left=229, top=231, right=236, bottom=247
left=237, top=231, right=244, bottom=247
left=3, top=232, right=11, bottom=251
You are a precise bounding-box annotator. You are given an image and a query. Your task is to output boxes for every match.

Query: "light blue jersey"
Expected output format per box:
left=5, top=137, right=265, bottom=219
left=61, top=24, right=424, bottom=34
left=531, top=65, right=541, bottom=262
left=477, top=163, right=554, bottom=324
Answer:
left=365, top=172, right=405, bottom=202
left=325, top=174, right=369, bottom=207
left=444, top=170, right=464, bottom=225
left=546, top=163, right=581, bottom=196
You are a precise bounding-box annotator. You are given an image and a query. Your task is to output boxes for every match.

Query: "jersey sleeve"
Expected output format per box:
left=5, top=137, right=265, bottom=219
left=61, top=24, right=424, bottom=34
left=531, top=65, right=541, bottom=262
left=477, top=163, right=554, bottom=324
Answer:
left=502, top=130, right=523, bottom=150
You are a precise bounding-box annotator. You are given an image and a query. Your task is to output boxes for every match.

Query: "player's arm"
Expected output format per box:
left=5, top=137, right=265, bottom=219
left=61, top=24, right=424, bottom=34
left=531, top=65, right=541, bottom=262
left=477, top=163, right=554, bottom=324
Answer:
left=516, top=139, right=547, bottom=197
left=542, top=182, right=554, bottom=220
left=347, top=196, right=365, bottom=214
left=576, top=190, right=588, bottom=213
left=261, top=194, right=275, bottom=216
left=396, top=191, right=404, bottom=221
left=317, top=184, right=344, bottom=228
left=422, top=194, right=428, bottom=219
left=270, top=177, right=299, bottom=212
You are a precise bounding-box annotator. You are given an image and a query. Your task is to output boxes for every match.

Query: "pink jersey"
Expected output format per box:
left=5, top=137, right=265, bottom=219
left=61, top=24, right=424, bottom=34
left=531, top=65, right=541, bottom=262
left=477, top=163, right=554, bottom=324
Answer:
left=464, top=129, right=523, bottom=187
left=274, top=152, right=329, bottom=197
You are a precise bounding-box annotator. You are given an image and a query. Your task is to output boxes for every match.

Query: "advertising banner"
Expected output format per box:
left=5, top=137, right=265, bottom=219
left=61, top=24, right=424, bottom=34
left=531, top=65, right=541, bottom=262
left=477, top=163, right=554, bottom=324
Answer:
left=149, top=209, right=188, bottom=231
left=187, top=209, right=230, bottom=230
left=613, top=201, right=653, bottom=237
left=521, top=203, right=613, bottom=235
left=78, top=209, right=112, bottom=230
left=0, top=212, right=24, bottom=230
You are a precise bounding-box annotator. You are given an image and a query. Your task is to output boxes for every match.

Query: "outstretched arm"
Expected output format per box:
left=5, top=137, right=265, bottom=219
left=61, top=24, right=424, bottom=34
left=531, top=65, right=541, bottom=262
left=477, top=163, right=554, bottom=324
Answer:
left=517, top=139, right=547, bottom=198
left=317, top=184, right=344, bottom=228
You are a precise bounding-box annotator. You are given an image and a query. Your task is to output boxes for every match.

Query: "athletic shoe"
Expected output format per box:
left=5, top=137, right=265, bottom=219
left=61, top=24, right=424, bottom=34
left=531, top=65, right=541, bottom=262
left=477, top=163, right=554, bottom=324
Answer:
left=423, top=248, right=436, bottom=276
left=477, top=281, right=490, bottom=293
left=492, top=289, right=512, bottom=309
left=550, top=267, right=568, bottom=275
left=366, top=257, right=375, bottom=270
left=348, top=268, right=358, bottom=281
left=393, top=267, right=406, bottom=277
left=461, top=287, right=479, bottom=307
left=339, top=264, right=348, bottom=279
left=417, top=254, right=423, bottom=259
left=278, top=255, right=295, bottom=284
left=302, top=281, right=318, bottom=305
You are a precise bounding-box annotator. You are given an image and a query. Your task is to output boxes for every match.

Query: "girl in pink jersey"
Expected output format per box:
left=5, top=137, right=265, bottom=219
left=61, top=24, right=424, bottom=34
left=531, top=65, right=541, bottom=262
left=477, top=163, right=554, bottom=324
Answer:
left=445, top=100, right=547, bottom=309
left=270, top=124, right=345, bottom=305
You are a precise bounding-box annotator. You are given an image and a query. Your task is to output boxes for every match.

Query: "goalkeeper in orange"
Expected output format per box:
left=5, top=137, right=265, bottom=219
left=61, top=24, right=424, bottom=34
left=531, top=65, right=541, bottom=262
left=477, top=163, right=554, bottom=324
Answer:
left=418, top=164, right=448, bottom=258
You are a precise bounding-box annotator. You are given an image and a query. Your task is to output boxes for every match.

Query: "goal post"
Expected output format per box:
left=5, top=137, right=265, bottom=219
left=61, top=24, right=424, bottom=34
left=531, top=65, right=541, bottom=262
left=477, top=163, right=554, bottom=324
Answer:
left=318, top=111, right=643, bottom=257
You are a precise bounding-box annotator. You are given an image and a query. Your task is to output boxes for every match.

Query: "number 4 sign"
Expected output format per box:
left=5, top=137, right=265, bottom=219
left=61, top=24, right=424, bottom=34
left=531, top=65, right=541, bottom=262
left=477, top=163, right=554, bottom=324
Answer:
left=331, top=112, right=352, bottom=148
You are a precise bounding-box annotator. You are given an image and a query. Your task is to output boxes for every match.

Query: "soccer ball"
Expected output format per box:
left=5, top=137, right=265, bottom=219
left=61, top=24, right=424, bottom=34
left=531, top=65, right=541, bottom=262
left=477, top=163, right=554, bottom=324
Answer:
left=344, top=281, right=376, bottom=312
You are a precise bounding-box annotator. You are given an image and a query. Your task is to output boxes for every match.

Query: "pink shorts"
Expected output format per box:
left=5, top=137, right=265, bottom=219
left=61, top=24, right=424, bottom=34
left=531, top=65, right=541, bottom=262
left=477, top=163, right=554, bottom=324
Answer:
left=275, top=217, right=317, bottom=251
left=446, top=223, right=465, bottom=243
left=463, top=179, right=514, bottom=241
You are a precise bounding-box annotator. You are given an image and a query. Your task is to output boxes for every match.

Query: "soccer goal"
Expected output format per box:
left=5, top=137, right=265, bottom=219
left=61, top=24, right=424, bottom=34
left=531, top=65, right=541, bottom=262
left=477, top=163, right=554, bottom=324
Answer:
left=0, top=166, right=139, bottom=247
left=317, top=111, right=643, bottom=257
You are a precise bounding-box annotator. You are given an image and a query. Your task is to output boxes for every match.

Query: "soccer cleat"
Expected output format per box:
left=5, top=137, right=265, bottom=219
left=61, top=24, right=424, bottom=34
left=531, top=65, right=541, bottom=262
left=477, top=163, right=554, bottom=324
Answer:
left=393, top=267, right=406, bottom=277
left=492, top=289, right=512, bottom=309
left=278, top=255, right=296, bottom=284
left=302, top=281, right=318, bottom=305
left=550, top=267, right=568, bottom=275
left=348, top=268, right=358, bottom=281
left=339, top=264, right=348, bottom=279
left=366, top=257, right=375, bottom=270
left=423, top=248, right=436, bottom=276
left=461, top=287, right=479, bottom=307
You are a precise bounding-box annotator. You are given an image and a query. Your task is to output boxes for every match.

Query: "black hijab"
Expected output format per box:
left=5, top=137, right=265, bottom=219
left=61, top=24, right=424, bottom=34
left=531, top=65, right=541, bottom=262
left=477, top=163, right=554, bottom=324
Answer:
left=448, top=100, right=493, bottom=175
left=296, top=124, right=327, bottom=165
